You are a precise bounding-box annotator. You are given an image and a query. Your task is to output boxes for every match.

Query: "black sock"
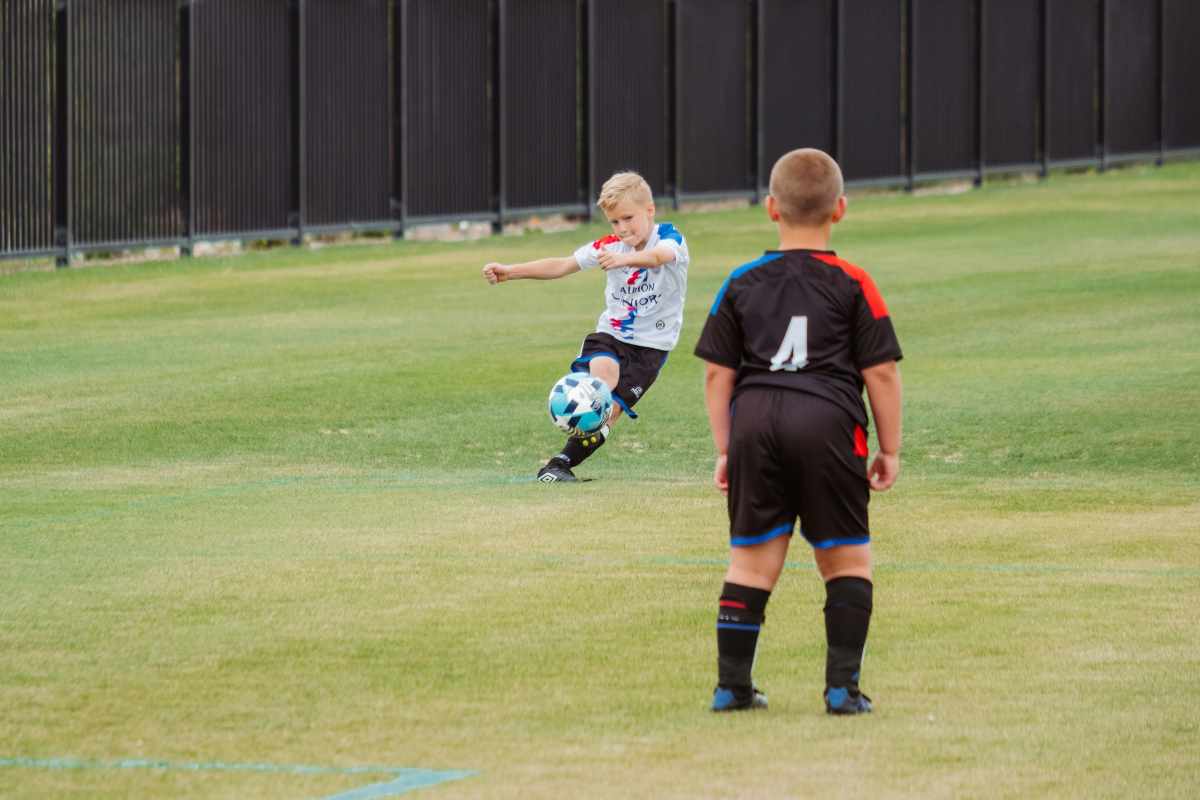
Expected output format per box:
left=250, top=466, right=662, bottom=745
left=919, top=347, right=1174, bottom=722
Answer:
left=551, top=428, right=607, bottom=468
left=717, top=582, right=771, bottom=692
left=824, top=576, right=873, bottom=691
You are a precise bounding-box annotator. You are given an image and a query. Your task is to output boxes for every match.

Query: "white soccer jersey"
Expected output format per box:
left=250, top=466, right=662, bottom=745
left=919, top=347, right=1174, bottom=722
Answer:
left=572, top=222, right=689, bottom=351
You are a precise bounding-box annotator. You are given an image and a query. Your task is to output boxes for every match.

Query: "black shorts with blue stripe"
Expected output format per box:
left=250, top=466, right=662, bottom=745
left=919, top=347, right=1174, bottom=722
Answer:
left=570, top=332, right=669, bottom=420
left=727, top=386, right=871, bottom=549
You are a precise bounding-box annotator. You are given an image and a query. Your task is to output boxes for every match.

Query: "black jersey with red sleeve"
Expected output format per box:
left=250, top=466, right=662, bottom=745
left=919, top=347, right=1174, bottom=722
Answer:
left=693, top=249, right=902, bottom=426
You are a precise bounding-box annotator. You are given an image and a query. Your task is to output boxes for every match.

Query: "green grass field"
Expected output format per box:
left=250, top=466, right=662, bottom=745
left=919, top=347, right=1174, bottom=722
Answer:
left=3, top=162, right=1199, bottom=799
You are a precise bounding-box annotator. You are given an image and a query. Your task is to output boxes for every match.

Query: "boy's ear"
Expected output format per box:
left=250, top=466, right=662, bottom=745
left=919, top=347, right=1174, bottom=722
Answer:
left=831, top=195, right=848, bottom=224
left=766, top=195, right=781, bottom=222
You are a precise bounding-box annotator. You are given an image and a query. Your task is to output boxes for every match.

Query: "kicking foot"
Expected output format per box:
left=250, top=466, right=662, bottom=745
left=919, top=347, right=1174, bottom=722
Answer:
left=536, top=460, right=577, bottom=483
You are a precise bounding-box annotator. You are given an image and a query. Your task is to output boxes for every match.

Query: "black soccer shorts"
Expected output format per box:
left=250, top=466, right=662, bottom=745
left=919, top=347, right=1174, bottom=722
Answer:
left=569, top=332, right=669, bottom=419
left=726, top=387, right=871, bottom=549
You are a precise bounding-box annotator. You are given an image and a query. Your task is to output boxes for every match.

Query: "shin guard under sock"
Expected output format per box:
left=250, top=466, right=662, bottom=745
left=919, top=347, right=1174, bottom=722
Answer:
left=717, top=582, right=771, bottom=691
left=824, top=576, right=873, bottom=690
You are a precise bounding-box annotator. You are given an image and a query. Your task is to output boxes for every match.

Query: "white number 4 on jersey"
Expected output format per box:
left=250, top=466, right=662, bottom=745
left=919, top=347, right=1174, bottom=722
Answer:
left=770, top=316, right=808, bottom=372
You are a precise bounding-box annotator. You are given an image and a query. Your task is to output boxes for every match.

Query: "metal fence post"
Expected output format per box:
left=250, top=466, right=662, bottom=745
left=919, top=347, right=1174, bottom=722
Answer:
left=671, top=0, right=682, bottom=210
left=1157, top=0, right=1165, bottom=166
left=1041, top=0, right=1050, bottom=178
left=755, top=0, right=765, bottom=203
left=906, top=0, right=916, bottom=191
left=976, top=0, right=986, bottom=186
left=585, top=0, right=596, bottom=219
left=495, top=0, right=506, bottom=234
left=394, top=0, right=408, bottom=239
left=179, top=0, right=194, bottom=257
left=1099, top=0, right=1108, bottom=171
left=834, top=0, right=845, bottom=171
left=53, top=0, right=70, bottom=267
left=291, top=0, right=306, bottom=245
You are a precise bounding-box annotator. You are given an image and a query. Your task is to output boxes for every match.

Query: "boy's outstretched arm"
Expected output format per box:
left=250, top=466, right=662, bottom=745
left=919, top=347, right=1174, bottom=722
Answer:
left=703, top=361, right=737, bottom=495
left=597, top=243, right=676, bottom=271
left=862, top=360, right=903, bottom=491
left=482, top=256, right=580, bottom=284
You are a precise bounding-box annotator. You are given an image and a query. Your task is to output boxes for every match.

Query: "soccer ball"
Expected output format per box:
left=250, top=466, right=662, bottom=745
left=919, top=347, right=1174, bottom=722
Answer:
left=548, top=372, right=613, bottom=436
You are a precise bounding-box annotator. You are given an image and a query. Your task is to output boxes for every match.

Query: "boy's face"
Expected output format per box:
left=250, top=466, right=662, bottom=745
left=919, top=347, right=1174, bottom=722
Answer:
left=604, top=198, right=655, bottom=250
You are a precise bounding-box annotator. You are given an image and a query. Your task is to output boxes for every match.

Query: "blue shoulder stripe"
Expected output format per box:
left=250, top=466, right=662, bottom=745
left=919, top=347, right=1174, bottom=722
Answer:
left=708, top=252, right=784, bottom=315
left=656, top=222, right=683, bottom=245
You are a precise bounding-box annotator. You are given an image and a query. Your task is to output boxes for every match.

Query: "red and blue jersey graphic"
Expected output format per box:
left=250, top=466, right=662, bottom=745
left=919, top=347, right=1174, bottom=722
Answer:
left=608, top=303, right=638, bottom=335
left=571, top=221, right=690, bottom=351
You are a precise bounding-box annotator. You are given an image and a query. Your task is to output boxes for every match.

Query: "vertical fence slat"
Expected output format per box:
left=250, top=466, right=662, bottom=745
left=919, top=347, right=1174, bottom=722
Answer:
left=1106, top=0, right=1160, bottom=161
left=839, top=0, right=903, bottom=185
left=759, top=0, right=835, bottom=190
left=982, top=0, right=1040, bottom=171
left=501, top=0, right=582, bottom=215
left=1163, top=0, right=1200, bottom=154
left=0, top=1, right=56, bottom=256
left=911, top=0, right=979, bottom=180
left=676, top=0, right=753, bottom=198
left=307, top=0, right=391, bottom=230
left=589, top=0, right=669, bottom=203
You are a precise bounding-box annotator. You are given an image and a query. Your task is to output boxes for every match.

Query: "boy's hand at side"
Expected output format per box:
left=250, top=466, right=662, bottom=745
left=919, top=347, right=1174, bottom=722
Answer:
left=868, top=451, right=900, bottom=491
left=861, top=360, right=902, bottom=492
left=482, top=262, right=510, bottom=284
left=703, top=362, right=736, bottom=496
left=713, top=453, right=729, bottom=496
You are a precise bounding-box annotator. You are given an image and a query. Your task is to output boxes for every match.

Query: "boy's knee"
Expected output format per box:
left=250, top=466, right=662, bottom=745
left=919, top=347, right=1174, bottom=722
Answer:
left=588, top=357, right=619, bottom=387
left=813, top=543, right=871, bottom=582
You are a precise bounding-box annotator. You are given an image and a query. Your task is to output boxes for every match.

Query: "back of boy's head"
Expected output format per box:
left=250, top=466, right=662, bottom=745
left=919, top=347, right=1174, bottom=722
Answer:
left=768, top=148, right=844, bottom=226
left=597, top=171, right=654, bottom=213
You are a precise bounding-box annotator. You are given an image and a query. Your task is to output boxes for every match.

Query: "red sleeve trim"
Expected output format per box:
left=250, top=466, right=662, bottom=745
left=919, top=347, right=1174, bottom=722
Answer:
left=592, top=234, right=620, bottom=250
left=812, top=252, right=890, bottom=319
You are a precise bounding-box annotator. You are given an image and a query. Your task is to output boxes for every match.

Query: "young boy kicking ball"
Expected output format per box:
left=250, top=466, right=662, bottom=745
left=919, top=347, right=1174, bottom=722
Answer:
left=483, top=172, right=689, bottom=482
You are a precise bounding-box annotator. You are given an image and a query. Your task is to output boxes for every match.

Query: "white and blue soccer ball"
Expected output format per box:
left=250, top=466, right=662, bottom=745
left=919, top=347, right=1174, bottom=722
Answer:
left=548, top=372, right=613, bottom=436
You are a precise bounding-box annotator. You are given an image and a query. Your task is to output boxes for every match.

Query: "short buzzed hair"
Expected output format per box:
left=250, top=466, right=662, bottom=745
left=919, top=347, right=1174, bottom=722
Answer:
left=768, top=148, right=844, bottom=226
left=597, top=171, right=654, bottom=213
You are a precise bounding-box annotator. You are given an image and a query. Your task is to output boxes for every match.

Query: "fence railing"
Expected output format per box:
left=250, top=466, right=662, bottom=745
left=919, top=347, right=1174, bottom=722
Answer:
left=2, top=0, right=1198, bottom=264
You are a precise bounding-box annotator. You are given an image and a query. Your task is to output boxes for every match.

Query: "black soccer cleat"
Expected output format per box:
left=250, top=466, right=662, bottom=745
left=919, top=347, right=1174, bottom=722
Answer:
left=536, top=459, right=577, bottom=483
left=711, top=685, right=768, bottom=712
left=824, top=686, right=872, bottom=715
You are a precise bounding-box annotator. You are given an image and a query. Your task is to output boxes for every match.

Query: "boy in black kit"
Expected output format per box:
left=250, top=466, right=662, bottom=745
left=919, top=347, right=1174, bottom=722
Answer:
left=694, top=148, right=903, bottom=714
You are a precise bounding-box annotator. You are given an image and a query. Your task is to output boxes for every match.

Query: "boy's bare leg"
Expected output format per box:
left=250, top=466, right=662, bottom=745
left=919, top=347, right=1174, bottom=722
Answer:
left=725, top=534, right=790, bottom=591
left=587, top=355, right=622, bottom=426
left=812, top=543, right=872, bottom=581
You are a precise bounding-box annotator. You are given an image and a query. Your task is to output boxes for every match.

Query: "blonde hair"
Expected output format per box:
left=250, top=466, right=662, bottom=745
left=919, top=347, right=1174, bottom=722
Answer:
left=768, top=148, right=844, bottom=226
left=597, top=171, right=654, bottom=212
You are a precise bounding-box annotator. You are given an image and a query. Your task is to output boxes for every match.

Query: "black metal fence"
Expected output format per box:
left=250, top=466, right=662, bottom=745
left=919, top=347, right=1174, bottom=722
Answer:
left=2, top=0, right=1198, bottom=263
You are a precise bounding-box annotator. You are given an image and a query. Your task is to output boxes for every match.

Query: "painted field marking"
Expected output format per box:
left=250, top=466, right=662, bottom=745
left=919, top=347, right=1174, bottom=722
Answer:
left=0, top=756, right=476, bottom=798
left=646, top=555, right=1200, bottom=579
